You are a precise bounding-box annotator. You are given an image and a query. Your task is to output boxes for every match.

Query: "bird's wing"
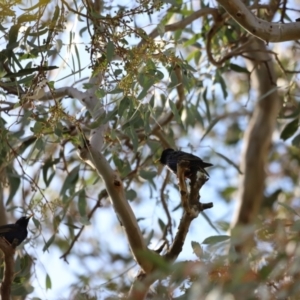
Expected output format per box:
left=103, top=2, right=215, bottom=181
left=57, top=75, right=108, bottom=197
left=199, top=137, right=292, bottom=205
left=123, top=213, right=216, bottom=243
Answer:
left=0, top=225, right=16, bottom=234
left=176, top=151, right=204, bottom=162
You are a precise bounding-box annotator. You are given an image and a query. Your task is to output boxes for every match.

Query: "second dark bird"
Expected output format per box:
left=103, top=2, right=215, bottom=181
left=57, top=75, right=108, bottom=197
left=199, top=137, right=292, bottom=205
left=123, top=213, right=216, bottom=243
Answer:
left=0, top=216, right=32, bottom=246
left=159, top=148, right=213, bottom=177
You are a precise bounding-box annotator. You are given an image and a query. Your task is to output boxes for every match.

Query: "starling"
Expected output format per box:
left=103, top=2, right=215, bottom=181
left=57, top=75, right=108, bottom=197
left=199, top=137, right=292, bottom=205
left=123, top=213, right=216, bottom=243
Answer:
left=0, top=216, right=32, bottom=246
left=159, top=148, right=213, bottom=177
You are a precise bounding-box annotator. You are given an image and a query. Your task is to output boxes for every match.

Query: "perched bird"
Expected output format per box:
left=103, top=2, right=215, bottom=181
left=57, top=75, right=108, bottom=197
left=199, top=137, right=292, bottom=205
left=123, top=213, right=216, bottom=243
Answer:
left=159, top=148, right=213, bottom=177
left=0, top=216, right=32, bottom=246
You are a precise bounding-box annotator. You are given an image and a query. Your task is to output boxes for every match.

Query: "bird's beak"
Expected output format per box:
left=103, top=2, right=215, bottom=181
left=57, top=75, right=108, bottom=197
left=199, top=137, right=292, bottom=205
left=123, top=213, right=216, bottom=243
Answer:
left=27, top=214, right=33, bottom=219
left=154, top=158, right=161, bottom=164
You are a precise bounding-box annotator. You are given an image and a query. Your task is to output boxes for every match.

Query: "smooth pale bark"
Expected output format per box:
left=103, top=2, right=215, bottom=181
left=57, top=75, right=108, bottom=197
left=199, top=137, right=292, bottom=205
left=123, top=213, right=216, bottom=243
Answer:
left=231, top=37, right=281, bottom=254
left=217, top=0, right=300, bottom=42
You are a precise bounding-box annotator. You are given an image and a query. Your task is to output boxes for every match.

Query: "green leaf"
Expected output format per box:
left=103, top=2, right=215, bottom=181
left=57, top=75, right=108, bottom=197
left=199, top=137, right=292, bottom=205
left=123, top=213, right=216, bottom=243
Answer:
left=191, top=241, right=202, bottom=259
left=30, top=121, right=43, bottom=134
left=157, top=23, right=165, bottom=38
left=7, top=24, right=20, bottom=50
left=229, top=63, right=249, bottom=73
left=60, top=165, right=80, bottom=199
left=201, top=211, right=220, bottom=234
left=11, top=282, right=34, bottom=296
left=139, top=249, right=170, bottom=272
left=214, top=71, right=228, bottom=99
left=4, top=66, right=58, bottom=77
left=0, top=75, right=34, bottom=86
left=78, top=189, right=86, bottom=217
left=280, top=118, right=299, bottom=140
left=118, top=96, right=131, bottom=116
left=202, top=86, right=211, bottom=122
left=64, top=222, right=81, bottom=229
left=6, top=170, right=21, bottom=205
left=106, top=41, right=115, bottom=62
left=169, top=100, right=181, bottom=124
left=278, top=202, right=300, bottom=217
left=292, top=219, right=300, bottom=231
left=18, top=14, right=37, bottom=23
left=216, top=221, right=230, bottom=232
left=108, top=87, right=123, bottom=94
left=158, top=218, right=165, bottom=232
left=126, top=189, right=137, bottom=201
left=219, top=186, right=237, bottom=202
left=139, top=169, right=156, bottom=187
left=43, top=234, right=55, bottom=252
left=194, top=50, right=202, bottom=65
left=200, top=117, right=220, bottom=141
left=21, top=0, right=50, bottom=12
left=215, top=151, right=243, bottom=175
left=45, top=274, right=52, bottom=290
left=32, top=217, right=41, bottom=229
left=74, top=44, right=81, bottom=77
left=42, top=157, right=59, bottom=187
left=79, top=216, right=91, bottom=226
left=202, top=235, right=230, bottom=245
left=127, top=126, right=138, bottom=151
left=292, top=133, right=300, bottom=147
left=139, top=170, right=156, bottom=180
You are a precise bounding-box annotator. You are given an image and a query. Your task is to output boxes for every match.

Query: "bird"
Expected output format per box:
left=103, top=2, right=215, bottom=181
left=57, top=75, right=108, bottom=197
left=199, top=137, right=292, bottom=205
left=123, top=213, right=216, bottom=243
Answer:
left=0, top=216, right=32, bottom=246
left=159, top=148, right=213, bottom=177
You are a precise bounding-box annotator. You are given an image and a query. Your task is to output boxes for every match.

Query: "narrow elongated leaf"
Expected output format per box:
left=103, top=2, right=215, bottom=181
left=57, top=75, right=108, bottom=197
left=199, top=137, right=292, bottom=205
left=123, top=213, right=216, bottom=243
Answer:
left=60, top=165, right=80, bottom=198
left=202, top=235, right=230, bottom=245
left=78, top=189, right=87, bottom=217
left=200, top=118, right=220, bottom=141
left=201, top=211, right=220, bottom=234
left=229, top=63, right=249, bottom=73
left=191, top=241, right=203, bottom=259
left=169, top=100, right=181, bottom=124
left=278, top=202, right=300, bottom=217
left=158, top=218, right=165, bottom=232
left=106, top=41, right=115, bottom=62
left=215, top=151, right=243, bottom=174
left=45, top=274, right=52, bottom=290
left=280, top=118, right=299, bottom=140
left=43, top=234, right=55, bottom=252
left=292, top=133, right=300, bottom=147
left=6, top=170, right=21, bottom=205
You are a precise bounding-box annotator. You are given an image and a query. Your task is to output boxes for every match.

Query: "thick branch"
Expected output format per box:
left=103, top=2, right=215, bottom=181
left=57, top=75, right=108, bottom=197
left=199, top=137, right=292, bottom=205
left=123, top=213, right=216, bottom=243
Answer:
left=0, top=239, right=15, bottom=300
left=231, top=38, right=281, bottom=254
left=79, top=146, right=156, bottom=273
left=217, top=0, right=300, bottom=42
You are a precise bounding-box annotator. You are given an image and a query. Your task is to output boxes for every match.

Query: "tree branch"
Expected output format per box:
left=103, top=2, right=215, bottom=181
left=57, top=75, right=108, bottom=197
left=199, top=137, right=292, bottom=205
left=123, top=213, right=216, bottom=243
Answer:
left=164, top=162, right=212, bottom=262
left=140, top=7, right=219, bottom=46
left=217, top=0, right=300, bottom=42
left=231, top=37, right=281, bottom=255
left=0, top=239, right=16, bottom=300
left=78, top=145, right=156, bottom=273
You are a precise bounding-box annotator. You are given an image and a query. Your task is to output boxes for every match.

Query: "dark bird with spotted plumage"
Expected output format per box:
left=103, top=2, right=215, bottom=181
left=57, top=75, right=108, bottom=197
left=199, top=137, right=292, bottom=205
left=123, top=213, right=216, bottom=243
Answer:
left=159, top=148, right=213, bottom=177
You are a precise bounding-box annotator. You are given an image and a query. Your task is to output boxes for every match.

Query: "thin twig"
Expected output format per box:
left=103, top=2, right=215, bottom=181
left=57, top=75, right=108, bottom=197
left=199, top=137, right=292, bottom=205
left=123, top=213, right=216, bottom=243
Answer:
left=60, top=190, right=106, bottom=262
left=160, top=171, right=173, bottom=244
